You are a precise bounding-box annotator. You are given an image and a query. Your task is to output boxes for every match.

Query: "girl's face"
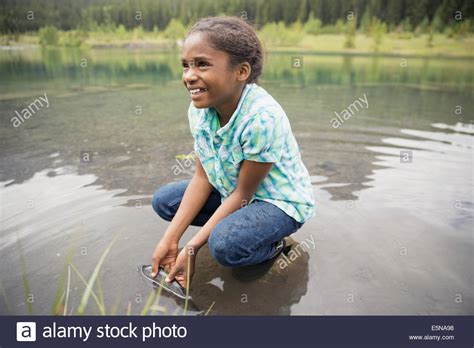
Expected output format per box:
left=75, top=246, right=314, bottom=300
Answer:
left=181, top=33, right=248, bottom=116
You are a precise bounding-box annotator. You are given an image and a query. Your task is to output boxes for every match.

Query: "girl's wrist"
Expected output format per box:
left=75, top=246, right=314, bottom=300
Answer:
left=162, top=231, right=180, bottom=245
left=185, top=241, right=202, bottom=256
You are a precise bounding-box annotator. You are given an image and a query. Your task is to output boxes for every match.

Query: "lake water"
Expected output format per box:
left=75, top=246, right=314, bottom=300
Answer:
left=0, top=47, right=472, bottom=315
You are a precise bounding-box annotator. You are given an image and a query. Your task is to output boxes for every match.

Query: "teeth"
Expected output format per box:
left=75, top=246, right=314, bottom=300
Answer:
left=190, top=88, right=207, bottom=95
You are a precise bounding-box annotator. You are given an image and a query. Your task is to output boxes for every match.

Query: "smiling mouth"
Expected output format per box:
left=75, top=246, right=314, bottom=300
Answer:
left=189, top=88, right=208, bottom=96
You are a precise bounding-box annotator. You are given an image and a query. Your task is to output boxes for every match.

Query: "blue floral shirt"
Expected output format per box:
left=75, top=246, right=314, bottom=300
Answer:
left=188, top=83, right=315, bottom=223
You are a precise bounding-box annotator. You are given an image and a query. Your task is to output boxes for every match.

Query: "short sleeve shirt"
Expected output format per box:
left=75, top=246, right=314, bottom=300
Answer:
left=188, top=83, right=315, bottom=223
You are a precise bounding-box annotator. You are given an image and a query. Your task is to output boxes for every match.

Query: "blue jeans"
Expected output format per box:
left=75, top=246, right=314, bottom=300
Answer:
left=152, top=180, right=303, bottom=267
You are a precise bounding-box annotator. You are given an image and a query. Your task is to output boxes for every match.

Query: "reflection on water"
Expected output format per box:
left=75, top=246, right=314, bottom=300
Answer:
left=1, top=47, right=473, bottom=99
left=367, top=125, right=472, bottom=233
left=0, top=166, right=125, bottom=251
left=0, top=47, right=472, bottom=315
left=190, top=236, right=309, bottom=315
left=294, top=124, right=472, bottom=315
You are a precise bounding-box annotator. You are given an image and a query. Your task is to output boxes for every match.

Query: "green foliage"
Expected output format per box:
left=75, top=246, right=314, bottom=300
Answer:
left=260, top=22, right=304, bottom=46
left=95, top=21, right=116, bottom=34
left=304, top=12, right=322, bottom=35
left=116, top=24, right=127, bottom=38
left=453, top=20, right=471, bottom=38
left=335, top=20, right=346, bottom=34
left=431, top=9, right=444, bottom=33
left=2, top=0, right=474, bottom=38
left=401, top=18, right=412, bottom=33
left=370, top=18, right=387, bottom=51
left=344, top=18, right=356, bottom=49
left=39, top=26, right=59, bottom=46
left=163, top=19, right=187, bottom=41
left=444, top=27, right=454, bottom=38
left=359, top=11, right=371, bottom=34
left=426, top=29, right=434, bottom=48
left=291, top=21, right=304, bottom=33
left=319, top=25, right=339, bottom=34
left=61, top=31, right=86, bottom=47
left=132, top=25, right=145, bottom=39
left=415, top=16, right=430, bottom=36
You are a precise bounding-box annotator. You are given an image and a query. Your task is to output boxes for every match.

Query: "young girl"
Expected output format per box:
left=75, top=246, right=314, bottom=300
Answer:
left=150, top=17, right=314, bottom=288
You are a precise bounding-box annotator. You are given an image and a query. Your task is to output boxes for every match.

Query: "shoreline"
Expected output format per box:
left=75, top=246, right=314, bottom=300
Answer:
left=1, top=33, right=473, bottom=59
left=1, top=43, right=473, bottom=60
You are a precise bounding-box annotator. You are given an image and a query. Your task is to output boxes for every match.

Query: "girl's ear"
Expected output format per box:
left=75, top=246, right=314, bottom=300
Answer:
left=236, top=62, right=251, bottom=82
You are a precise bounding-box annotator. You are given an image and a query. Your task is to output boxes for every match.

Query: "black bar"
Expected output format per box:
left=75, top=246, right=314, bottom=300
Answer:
left=2, top=316, right=473, bottom=347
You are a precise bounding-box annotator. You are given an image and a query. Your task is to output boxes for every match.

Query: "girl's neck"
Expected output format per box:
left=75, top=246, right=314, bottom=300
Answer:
left=215, top=84, right=246, bottom=127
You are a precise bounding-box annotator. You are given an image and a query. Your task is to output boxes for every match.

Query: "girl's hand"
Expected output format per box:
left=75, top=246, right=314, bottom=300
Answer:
left=151, top=239, right=179, bottom=278
left=166, top=246, right=196, bottom=289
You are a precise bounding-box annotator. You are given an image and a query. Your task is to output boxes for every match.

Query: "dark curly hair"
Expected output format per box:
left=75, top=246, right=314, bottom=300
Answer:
left=186, top=17, right=264, bottom=84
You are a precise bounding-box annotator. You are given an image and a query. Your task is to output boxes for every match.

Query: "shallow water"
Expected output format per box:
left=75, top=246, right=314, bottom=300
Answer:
left=0, top=47, right=472, bottom=315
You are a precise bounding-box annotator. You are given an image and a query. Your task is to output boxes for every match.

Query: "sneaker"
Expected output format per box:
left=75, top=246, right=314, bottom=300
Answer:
left=268, top=239, right=286, bottom=259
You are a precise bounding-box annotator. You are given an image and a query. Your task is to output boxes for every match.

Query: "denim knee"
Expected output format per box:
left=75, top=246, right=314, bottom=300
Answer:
left=152, top=185, right=177, bottom=221
left=208, top=226, right=242, bottom=267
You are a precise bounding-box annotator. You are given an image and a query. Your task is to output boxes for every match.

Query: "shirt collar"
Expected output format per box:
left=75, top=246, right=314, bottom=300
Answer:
left=196, top=83, right=254, bottom=136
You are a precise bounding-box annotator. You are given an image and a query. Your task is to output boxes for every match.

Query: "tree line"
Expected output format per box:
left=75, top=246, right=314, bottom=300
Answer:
left=1, top=0, right=473, bottom=34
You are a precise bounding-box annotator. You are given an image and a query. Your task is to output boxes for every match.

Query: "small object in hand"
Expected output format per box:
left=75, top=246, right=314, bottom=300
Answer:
left=139, top=265, right=190, bottom=300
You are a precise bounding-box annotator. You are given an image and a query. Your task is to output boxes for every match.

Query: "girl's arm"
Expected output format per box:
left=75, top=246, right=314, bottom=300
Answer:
left=161, top=157, right=213, bottom=244
left=151, top=157, right=212, bottom=276
left=164, top=159, right=272, bottom=286
left=186, top=159, right=272, bottom=252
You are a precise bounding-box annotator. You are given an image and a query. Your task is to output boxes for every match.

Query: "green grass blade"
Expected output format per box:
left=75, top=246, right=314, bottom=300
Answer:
left=204, top=301, right=215, bottom=316
left=77, top=237, right=117, bottom=315
left=96, top=270, right=106, bottom=313
left=183, top=255, right=191, bottom=315
left=139, top=291, right=156, bottom=316
left=50, top=247, right=75, bottom=315
left=69, top=263, right=106, bottom=314
left=140, top=277, right=164, bottom=316
left=63, top=265, right=71, bottom=315
left=149, top=280, right=164, bottom=315
left=16, top=236, right=32, bottom=314
left=0, top=280, right=12, bottom=314
left=50, top=263, right=67, bottom=315
left=110, top=288, right=123, bottom=315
